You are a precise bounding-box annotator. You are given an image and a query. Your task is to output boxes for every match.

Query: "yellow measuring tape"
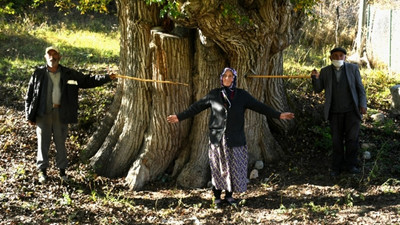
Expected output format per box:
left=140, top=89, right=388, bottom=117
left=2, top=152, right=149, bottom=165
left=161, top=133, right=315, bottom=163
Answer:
left=115, top=74, right=310, bottom=86
left=247, top=75, right=312, bottom=79
left=115, top=74, right=189, bottom=86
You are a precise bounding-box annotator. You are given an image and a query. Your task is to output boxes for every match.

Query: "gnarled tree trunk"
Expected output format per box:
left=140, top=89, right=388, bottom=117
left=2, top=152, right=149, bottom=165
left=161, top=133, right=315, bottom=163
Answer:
left=83, top=0, right=304, bottom=190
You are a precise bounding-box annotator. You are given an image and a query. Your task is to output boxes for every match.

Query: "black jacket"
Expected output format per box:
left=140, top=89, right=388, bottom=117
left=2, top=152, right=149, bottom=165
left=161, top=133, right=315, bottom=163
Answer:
left=177, top=88, right=281, bottom=147
left=25, top=65, right=111, bottom=124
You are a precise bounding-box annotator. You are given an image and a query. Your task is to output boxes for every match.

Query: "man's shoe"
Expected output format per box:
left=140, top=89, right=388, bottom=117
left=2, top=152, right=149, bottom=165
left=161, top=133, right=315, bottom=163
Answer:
left=60, top=169, right=68, bottom=183
left=60, top=175, right=69, bottom=183
left=348, top=167, right=360, bottom=174
left=60, top=168, right=66, bottom=176
left=38, top=171, right=48, bottom=184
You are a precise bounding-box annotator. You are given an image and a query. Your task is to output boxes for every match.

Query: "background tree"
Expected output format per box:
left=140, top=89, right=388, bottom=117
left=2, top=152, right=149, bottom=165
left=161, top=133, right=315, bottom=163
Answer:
left=353, top=0, right=368, bottom=57
left=298, top=0, right=359, bottom=49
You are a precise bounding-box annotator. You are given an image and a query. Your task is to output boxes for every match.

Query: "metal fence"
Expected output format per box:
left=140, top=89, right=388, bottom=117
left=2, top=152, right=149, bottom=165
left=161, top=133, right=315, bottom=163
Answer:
left=366, top=5, right=400, bottom=73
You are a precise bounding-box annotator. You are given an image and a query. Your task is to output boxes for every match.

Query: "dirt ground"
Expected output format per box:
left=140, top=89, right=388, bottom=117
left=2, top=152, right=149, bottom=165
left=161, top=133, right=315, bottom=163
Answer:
left=1, top=83, right=400, bottom=224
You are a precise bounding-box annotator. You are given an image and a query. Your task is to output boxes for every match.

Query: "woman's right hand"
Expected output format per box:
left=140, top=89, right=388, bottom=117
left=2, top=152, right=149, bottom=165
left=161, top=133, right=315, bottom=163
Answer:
left=279, top=112, right=295, bottom=120
left=167, top=115, right=179, bottom=123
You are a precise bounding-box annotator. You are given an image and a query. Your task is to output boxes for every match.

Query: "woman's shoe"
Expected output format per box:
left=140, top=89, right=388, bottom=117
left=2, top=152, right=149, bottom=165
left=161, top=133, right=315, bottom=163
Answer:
left=213, top=199, right=223, bottom=209
left=225, top=197, right=237, bottom=205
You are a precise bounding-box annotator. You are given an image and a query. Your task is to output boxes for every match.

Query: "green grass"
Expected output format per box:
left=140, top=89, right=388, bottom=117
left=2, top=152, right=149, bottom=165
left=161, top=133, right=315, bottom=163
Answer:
left=0, top=12, right=120, bottom=83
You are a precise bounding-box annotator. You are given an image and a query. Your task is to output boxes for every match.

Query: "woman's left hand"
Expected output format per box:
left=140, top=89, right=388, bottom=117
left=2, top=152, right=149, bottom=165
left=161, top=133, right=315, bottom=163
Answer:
left=280, top=112, right=295, bottom=120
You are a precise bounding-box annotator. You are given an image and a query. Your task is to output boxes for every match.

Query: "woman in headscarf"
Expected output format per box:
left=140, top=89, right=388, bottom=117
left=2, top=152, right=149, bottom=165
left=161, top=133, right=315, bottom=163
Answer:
left=167, top=67, right=294, bottom=208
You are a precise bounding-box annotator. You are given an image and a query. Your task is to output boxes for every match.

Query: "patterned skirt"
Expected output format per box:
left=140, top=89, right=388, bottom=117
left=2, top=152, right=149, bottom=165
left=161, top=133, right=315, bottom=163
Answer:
left=209, top=135, right=248, bottom=193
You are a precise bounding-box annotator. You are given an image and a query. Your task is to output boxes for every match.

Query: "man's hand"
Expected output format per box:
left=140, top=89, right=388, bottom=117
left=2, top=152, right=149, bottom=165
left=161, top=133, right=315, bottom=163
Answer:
left=360, top=107, right=367, bottom=115
left=107, top=65, right=118, bottom=80
left=109, top=73, right=117, bottom=80
left=311, top=69, right=320, bottom=79
left=28, top=120, right=36, bottom=126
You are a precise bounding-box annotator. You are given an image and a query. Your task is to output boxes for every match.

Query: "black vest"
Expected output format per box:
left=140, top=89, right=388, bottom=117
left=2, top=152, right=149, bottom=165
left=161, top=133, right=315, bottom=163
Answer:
left=330, top=67, right=354, bottom=113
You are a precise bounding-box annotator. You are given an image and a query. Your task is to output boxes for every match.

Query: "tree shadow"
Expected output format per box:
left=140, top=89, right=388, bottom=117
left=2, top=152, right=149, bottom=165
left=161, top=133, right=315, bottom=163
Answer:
left=0, top=33, right=49, bottom=62
left=63, top=178, right=215, bottom=209
left=33, top=3, right=119, bottom=34
left=0, top=33, right=49, bottom=110
left=244, top=190, right=400, bottom=213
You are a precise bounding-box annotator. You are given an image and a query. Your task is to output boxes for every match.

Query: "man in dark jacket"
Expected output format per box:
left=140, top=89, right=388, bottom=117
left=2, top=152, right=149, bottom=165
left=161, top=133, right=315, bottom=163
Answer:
left=25, top=46, right=116, bottom=183
left=311, top=47, right=367, bottom=177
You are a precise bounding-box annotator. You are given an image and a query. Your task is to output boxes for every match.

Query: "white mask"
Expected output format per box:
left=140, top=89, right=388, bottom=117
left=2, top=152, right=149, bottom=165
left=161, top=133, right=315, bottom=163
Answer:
left=331, top=60, right=344, bottom=68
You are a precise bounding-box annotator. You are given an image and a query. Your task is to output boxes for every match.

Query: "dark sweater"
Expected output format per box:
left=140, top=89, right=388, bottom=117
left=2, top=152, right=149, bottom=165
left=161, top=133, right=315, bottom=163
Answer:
left=177, top=87, right=281, bottom=147
left=331, top=67, right=354, bottom=113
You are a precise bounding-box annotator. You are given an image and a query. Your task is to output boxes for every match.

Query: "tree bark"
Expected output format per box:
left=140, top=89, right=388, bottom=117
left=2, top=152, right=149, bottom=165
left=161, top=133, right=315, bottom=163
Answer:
left=353, top=0, right=367, bottom=56
left=86, top=0, right=304, bottom=190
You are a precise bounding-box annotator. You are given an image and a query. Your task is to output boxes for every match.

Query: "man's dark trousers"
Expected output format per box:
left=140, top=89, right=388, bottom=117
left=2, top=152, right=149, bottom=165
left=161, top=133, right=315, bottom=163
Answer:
left=329, top=110, right=361, bottom=172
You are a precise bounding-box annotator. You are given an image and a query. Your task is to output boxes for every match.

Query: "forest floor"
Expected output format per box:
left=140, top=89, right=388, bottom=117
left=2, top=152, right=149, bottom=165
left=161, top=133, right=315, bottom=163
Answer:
left=1, top=7, right=400, bottom=224
left=1, top=79, right=399, bottom=224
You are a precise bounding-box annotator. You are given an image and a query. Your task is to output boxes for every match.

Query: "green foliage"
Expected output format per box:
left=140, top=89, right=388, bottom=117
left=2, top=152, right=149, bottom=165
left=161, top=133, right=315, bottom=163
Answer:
left=145, top=0, right=254, bottom=25
left=284, top=44, right=333, bottom=68
left=291, top=0, right=321, bottom=13
left=304, top=201, right=338, bottom=216
left=78, top=84, right=115, bottom=131
left=0, top=1, right=16, bottom=15
left=310, top=125, right=332, bottom=152
left=145, top=0, right=181, bottom=19
left=367, top=140, right=400, bottom=182
left=373, top=118, right=397, bottom=135
left=161, top=0, right=180, bottom=19
left=91, top=190, right=98, bottom=202
left=60, top=193, right=73, bottom=206
left=363, top=69, right=398, bottom=110
left=61, top=0, right=113, bottom=14
left=0, top=0, right=113, bottom=16
left=0, top=0, right=35, bottom=15
left=221, top=3, right=253, bottom=26
left=380, top=178, right=400, bottom=193
left=342, top=192, right=354, bottom=207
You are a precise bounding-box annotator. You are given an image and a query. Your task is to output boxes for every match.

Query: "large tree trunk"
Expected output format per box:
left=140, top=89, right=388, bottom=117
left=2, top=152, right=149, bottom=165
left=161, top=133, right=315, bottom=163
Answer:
left=85, top=0, right=304, bottom=190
